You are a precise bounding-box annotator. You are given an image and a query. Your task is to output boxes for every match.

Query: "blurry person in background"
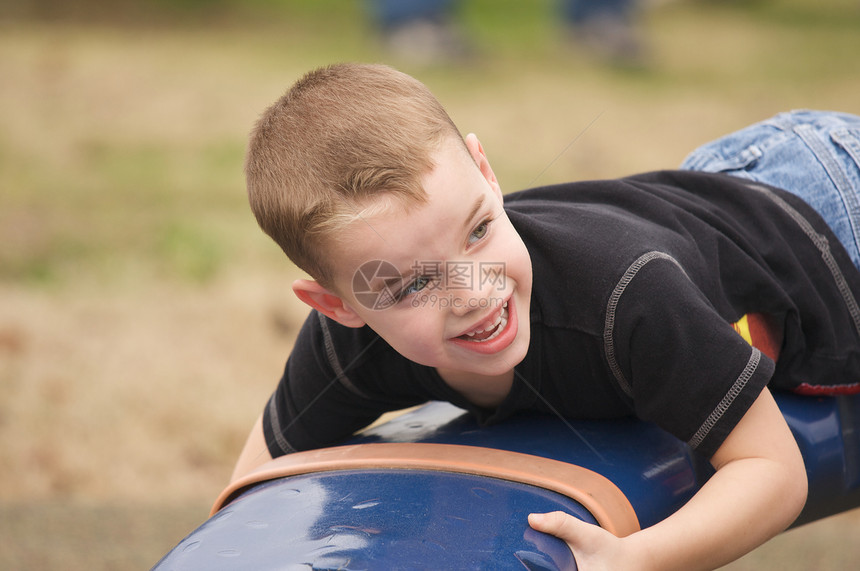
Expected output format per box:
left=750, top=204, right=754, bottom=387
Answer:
left=563, top=0, right=643, bottom=64
left=367, top=0, right=645, bottom=65
left=368, top=0, right=469, bottom=64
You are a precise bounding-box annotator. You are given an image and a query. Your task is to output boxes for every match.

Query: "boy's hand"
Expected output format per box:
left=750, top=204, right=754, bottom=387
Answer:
left=528, top=512, right=639, bottom=571
left=528, top=388, right=807, bottom=571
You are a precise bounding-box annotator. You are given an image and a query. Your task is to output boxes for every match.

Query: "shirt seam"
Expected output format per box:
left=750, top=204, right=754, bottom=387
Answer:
left=266, top=392, right=296, bottom=455
left=318, top=312, right=374, bottom=399
left=687, top=348, right=761, bottom=450
left=603, top=251, right=689, bottom=397
left=748, top=183, right=860, bottom=337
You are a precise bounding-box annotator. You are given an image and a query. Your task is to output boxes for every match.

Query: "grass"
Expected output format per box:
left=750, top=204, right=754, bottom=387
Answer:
left=1, top=0, right=860, bottom=568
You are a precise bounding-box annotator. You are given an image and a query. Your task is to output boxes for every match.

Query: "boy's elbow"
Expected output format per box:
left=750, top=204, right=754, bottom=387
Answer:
left=791, top=467, right=809, bottom=518
left=782, top=450, right=808, bottom=526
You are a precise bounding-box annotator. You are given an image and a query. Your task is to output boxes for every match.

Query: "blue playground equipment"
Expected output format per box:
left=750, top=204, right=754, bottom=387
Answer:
left=154, top=392, right=860, bottom=570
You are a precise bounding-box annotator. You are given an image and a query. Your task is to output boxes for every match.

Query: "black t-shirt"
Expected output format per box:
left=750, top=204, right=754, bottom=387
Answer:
left=263, top=170, right=860, bottom=459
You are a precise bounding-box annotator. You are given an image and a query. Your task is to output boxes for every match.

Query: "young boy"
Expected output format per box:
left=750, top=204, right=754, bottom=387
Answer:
left=233, top=63, right=860, bottom=569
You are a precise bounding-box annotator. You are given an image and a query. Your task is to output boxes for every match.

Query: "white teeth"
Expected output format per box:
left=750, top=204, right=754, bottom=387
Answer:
left=464, top=302, right=508, bottom=342
left=467, top=311, right=501, bottom=337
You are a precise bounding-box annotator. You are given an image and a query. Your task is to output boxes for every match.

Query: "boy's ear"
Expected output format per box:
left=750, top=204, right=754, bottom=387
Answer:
left=464, top=133, right=503, bottom=201
left=292, top=279, right=366, bottom=328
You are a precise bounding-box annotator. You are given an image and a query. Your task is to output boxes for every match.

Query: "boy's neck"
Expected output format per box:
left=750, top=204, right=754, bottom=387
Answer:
left=436, top=367, right=515, bottom=409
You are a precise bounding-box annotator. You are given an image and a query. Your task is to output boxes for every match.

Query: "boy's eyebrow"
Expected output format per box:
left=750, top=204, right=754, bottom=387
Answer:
left=368, top=195, right=489, bottom=294
left=462, top=196, right=485, bottom=233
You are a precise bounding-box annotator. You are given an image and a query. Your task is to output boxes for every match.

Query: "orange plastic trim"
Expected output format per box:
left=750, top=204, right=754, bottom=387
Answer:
left=213, top=442, right=640, bottom=537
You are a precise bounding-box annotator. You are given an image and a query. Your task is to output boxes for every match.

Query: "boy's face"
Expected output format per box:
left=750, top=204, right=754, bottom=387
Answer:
left=326, top=135, right=533, bottom=379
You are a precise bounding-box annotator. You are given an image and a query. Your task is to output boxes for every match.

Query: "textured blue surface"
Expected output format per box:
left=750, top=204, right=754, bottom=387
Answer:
left=155, top=404, right=705, bottom=570
left=775, top=392, right=860, bottom=526
left=155, top=393, right=860, bottom=568
left=155, top=470, right=583, bottom=570
left=350, top=403, right=708, bottom=529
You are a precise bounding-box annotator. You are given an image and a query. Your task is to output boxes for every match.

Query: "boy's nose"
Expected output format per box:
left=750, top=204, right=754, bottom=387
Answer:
left=444, top=260, right=507, bottom=317
left=448, top=285, right=492, bottom=318
left=449, top=292, right=476, bottom=317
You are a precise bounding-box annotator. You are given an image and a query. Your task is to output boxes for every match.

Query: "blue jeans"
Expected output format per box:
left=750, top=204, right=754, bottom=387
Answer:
left=563, top=0, right=634, bottom=25
left=369, top=0, right=634, bottom=28
left=368, top=0, right=456, bottom=29
left=680, top=110, right=860, bottom=269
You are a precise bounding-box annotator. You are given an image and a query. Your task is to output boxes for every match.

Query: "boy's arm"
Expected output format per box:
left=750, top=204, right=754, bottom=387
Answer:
left=230, top=413, right=273, bottom=483
left=529, top=388, right=808, bottom=571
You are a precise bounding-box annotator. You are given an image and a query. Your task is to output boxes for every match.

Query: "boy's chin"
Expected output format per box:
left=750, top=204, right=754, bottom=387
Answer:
left=463, top=345, right=529, bottom=377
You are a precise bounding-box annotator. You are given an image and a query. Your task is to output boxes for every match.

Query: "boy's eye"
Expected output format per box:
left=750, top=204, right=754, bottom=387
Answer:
left=468, top=220, right=490, bottom=244
left=401, top=276, right=431, bottom=298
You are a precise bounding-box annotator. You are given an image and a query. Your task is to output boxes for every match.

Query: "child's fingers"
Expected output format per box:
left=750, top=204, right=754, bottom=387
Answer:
left=529, top=511, right=626, bottom=570
left=528, top=511, right=591, bottom=545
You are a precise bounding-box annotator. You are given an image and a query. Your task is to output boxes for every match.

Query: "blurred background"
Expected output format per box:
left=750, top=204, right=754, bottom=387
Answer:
left=1, top=0, right=860, bottom=568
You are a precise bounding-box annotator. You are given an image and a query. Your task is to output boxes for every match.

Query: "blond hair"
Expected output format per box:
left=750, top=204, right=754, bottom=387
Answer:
left=246, top=63, right=463, bottom=288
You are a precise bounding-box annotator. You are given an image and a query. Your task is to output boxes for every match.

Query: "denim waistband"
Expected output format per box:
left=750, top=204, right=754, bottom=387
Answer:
left=681, top=110, right=860, bottom=268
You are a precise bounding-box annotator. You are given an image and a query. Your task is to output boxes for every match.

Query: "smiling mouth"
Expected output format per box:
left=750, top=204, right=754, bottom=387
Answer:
left=458, top=302, right=509, bottom=343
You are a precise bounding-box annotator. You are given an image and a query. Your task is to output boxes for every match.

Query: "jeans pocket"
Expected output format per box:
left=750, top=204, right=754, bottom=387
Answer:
left=828, top=128, right=860, bottom=248
left=832, top=128, right=860, bottom=174
left=709, top=144, right=763, bottom=175
left=681, top=137, right=764, bottom=175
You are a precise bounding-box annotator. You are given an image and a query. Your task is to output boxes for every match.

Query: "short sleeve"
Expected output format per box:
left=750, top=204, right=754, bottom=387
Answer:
left=262, top=311, right=427, bottom=457
left=604, top=252, right=774, bottom=458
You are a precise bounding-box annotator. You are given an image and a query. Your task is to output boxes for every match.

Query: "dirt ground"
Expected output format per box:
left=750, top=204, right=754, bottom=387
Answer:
left=3, top=1, right=860, bottom=568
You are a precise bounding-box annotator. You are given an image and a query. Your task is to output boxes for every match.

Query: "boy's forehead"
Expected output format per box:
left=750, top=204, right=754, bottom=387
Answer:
left=329, top=137, right=492, bottom=284
left=349, top=142, right=481, bottom=233
left=334, top=171, right=489, bottom=283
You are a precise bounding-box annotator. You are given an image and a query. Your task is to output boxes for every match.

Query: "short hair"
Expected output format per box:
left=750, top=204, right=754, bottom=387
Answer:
left=245, top=63, right=464, bottom=289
